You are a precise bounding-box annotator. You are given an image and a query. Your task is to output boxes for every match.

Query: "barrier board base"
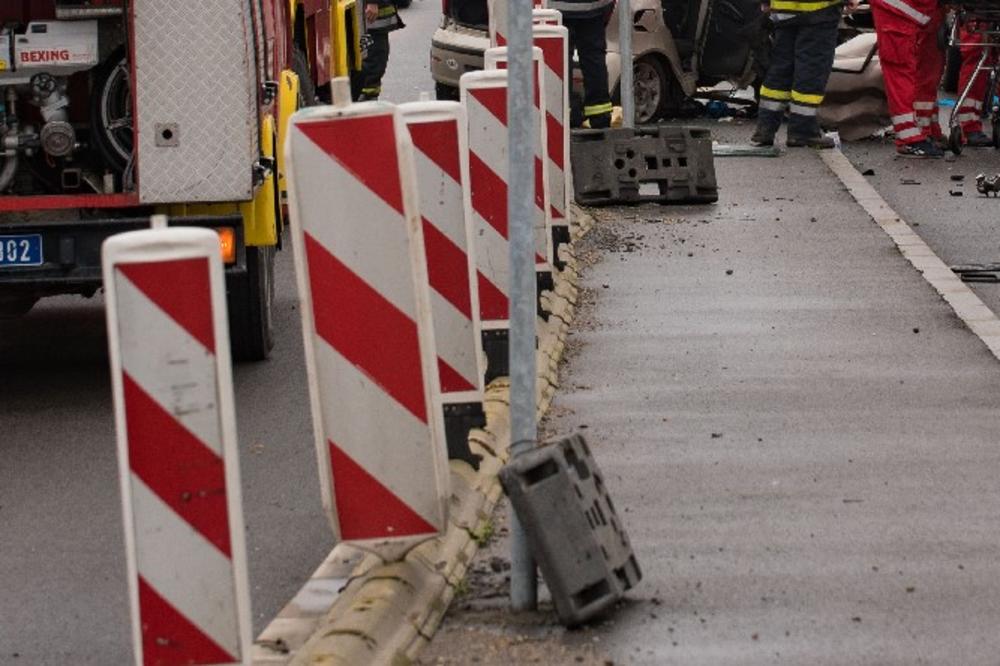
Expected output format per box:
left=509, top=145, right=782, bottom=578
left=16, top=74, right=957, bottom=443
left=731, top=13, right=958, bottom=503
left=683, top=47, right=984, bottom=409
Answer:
left=499, top=434, right=642, bottom=626
left=482, top=328, right=510, bottom=385
left=551, top=224, right=571, bottom=272
left=537, top=269, right=554, bottom=321
left=443, top=401, right=487, bottom=469
left=571, top=125, right=718, bottom=206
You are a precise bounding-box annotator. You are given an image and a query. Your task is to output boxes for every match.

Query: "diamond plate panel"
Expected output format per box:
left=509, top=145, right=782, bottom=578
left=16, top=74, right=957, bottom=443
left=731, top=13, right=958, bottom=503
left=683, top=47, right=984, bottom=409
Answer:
left=134, top=0, right=258, bottom=204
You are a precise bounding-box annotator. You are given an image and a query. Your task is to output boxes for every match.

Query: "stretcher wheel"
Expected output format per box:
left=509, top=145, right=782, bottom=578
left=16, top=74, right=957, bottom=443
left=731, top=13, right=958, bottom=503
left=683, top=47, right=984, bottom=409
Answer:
left=949, top=127, right=964, bottom=155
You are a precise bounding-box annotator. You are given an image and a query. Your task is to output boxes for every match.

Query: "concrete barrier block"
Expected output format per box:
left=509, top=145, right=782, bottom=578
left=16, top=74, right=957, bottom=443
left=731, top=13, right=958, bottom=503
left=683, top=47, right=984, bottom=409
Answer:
left=571, top=125, right=717, bottom=206
left=499, top=434, right=641, bottom=626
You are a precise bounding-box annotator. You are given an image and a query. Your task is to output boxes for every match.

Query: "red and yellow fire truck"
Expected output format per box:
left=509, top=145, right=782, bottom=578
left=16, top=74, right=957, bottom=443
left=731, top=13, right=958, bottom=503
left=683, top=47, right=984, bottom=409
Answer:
left=0, top=0, right=361, bottom=359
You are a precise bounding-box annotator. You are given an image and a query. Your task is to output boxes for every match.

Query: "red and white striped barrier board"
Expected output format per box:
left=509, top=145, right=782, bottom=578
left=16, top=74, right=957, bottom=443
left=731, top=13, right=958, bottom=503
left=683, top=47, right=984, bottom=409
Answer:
left=489, top=0, right=547, bottom=47
left=400, top=101, right=485, bottom=399
left=460, top=70, right=514, bottom=380
left=401, top=100, right=488, bottom=465
left=286, top=102, right=448, bottom=560
left=103, top=225, right=252, bottom=666
left=532, top=24, right=571, bottom=267
left=484, top=45, right=554, bottom=271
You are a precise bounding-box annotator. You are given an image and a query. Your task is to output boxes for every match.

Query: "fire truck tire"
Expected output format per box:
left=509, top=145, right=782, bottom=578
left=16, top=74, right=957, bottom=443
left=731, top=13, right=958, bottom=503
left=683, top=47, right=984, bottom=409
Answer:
left=228, top=245, right=275, bottom=361
left=0, top=296, right=37, bottom=319
left=292, top=47, right=318, bottom=107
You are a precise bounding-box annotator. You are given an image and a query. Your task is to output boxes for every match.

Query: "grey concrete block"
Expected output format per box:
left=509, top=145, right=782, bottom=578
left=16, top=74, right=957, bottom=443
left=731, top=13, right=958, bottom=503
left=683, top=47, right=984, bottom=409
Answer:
left=499, top=434, right=641, bottom=626
left=571, top=125, right=718, bottom=206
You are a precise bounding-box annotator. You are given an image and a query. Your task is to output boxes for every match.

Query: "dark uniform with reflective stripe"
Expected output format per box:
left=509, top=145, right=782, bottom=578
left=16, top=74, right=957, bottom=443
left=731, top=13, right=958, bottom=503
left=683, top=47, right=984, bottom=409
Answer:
left=549, top=0, right=614, bottom=128
left=752, top=0, right=841, bottom=145
left=353, top=0, right=404, bottom=101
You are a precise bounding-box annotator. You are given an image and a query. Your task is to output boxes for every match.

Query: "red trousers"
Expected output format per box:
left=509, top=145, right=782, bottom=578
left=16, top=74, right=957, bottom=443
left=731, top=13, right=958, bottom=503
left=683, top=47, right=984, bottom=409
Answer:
left=957, top=24, right=994, bottom=133
left=872, top=0, right=943, bottom=145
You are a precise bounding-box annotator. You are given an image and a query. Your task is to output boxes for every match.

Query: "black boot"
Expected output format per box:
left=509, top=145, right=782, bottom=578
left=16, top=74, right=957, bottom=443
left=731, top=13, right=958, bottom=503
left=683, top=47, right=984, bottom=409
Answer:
left=751, top=108, right=782, bottom=147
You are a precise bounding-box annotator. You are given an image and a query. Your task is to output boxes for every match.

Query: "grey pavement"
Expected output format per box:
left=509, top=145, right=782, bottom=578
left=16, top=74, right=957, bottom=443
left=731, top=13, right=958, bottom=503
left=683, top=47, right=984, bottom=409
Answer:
left=422, top=131, right=1000, bottom=664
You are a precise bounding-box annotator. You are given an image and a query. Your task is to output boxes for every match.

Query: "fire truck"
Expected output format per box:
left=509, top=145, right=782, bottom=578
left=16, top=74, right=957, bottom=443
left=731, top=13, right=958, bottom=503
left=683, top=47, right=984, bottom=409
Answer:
left=0, top=0, right=362, bottom=360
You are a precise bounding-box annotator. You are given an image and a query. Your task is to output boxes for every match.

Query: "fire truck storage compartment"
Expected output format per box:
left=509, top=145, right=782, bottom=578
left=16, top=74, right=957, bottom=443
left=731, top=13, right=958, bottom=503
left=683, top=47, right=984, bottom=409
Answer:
left=0, top=2, right=131, bottom=199
left=0, top=0, right=259, bottom=205
left=132, top=0, right=258, bottom=204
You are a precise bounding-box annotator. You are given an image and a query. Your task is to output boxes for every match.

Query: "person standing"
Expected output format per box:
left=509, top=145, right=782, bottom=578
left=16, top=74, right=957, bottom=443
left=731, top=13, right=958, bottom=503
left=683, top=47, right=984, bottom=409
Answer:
left=750, top=0, right=845, bottom=149
left=954, top=21, right=995, bottom=147
left=549, top=0, right=615, bottom=129
left=869, top=0, right=945, bottom=157
left=353, top=0, right=404, bottom=101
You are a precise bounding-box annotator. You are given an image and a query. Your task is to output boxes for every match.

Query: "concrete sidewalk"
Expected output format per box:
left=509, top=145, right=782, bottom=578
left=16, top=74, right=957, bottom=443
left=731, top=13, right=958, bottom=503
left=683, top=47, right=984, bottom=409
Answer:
left=421, top=141, right=1000, bottom=664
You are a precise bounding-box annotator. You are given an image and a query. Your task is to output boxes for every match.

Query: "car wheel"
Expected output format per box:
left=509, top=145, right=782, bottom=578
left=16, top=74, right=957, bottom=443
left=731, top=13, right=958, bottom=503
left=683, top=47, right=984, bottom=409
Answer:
left=436, top=81, right=460, bottom=101
left=632, top=56, right=667, bottom=123
left=228, top=244, right=275, bottom=361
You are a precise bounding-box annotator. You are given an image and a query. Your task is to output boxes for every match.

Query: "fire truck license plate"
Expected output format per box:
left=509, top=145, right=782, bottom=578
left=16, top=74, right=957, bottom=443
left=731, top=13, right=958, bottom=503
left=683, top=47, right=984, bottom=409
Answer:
left=0, top=235, right=43, bottom=267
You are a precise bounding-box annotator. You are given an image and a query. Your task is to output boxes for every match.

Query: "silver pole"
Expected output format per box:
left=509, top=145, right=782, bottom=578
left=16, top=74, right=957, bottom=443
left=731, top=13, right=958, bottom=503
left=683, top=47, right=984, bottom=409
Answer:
left=619, top=0, right=634, bottom=128
left=507, top=0, right=538, bottom=612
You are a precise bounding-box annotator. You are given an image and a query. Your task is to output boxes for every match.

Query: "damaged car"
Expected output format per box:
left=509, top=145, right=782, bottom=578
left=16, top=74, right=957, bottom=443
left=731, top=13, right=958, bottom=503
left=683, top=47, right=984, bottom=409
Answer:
left=431, top=0, right=770, bottom=123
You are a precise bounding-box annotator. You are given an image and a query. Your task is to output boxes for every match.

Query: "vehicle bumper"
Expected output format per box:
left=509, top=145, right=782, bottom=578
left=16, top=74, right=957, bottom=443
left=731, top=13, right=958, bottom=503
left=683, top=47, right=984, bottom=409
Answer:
left=0, top=214, right=246, bottom=297
left=430, top=24, right=490, bottom=89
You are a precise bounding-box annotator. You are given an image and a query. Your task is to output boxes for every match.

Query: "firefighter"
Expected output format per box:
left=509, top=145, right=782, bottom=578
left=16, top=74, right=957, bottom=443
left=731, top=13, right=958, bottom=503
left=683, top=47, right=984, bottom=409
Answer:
left=954, top=22, right=995, bottom=147
left=869, top=0, right=944, bottom=157
left=750, top=0, right=848, bottom=149
left=549, top=0, right=614, bottom=129
left=353, top=0, right=404, bottom=101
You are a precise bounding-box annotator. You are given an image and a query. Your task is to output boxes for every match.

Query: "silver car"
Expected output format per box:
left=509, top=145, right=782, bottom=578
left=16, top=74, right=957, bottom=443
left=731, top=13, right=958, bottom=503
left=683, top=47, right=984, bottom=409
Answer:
left=430, top=0, right=767, bottom=123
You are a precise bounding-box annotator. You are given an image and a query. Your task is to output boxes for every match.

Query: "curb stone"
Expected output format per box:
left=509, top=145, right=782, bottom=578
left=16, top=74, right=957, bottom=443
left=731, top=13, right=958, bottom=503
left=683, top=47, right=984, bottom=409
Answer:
left=252, top=205, right=596, bottom=665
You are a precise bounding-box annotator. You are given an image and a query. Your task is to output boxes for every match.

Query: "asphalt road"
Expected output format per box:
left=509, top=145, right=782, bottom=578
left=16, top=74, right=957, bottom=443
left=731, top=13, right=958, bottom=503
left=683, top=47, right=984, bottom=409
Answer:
left=0, top=4, right=444, bottom=662
left=421, top=125, right=1000, bottom=664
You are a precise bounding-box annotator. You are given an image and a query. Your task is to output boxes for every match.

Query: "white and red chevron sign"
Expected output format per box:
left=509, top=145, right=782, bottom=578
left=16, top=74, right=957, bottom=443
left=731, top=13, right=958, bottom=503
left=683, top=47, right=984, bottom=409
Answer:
left=286, top=103, right=448, bottom=559
left=461, top=69, right=514, bottom=329
left=533, top=24, right=571, bottom=247
left=400, top=101, right=486, bottom=398
left=103, top=226, right=252, bottom=666
left=484, top=45, right=554, bottom=270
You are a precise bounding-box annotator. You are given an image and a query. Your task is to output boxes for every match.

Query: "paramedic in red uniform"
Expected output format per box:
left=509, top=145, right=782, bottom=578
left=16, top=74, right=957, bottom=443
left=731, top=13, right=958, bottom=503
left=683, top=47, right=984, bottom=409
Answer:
left=954, top=21, right=995, bottom=147
left=871, top=0, right=945, bottom=157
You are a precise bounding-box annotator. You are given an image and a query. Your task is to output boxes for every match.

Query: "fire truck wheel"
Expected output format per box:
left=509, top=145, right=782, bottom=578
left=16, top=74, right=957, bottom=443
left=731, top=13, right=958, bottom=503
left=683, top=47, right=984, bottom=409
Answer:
left=0, top=296, right=37, bottom=319
left=292, top=47, right=318, bottom=107
left=229, top=245, right=275, bottom=361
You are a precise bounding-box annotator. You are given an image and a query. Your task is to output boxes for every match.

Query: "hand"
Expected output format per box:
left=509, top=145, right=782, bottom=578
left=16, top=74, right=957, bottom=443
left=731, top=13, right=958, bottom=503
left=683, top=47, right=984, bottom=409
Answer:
left=843, top=0, right=861, bottom=14
left=365, top=3, right=378, bottom=23
left=760, top=3, right=771, bottom=13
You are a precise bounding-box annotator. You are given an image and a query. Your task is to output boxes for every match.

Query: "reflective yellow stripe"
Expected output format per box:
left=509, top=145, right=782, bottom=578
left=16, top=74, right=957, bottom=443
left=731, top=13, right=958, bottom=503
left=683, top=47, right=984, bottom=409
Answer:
left=791, top=90, right=824, bottom=105
left=362, top=86, right=381, bottom=94
left=584, top=102, right=613, bottom=116
left=377, top=5, right=396, bottom=16
left=769, top=0, right=839, bottom=11
left=760, top=86, right=791, bottom=101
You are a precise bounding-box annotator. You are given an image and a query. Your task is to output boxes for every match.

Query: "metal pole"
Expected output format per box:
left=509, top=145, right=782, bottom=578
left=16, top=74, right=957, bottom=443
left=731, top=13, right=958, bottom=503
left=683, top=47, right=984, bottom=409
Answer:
left=619, top=0, right=634, bottom=128
left=507, top=0, right=539, bottom=612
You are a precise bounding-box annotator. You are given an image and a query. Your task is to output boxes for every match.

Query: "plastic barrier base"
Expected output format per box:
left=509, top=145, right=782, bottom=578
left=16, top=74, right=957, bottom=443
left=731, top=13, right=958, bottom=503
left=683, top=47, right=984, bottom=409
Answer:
left=499, top=434, right=642, bottom=626
left=482, top=328, right=509, bottom=385
left=443, top=401, right=487, bottom=469
left=570, top=125, right=718, bottom=206
left=552, top=224, right=571, bottom=271
left=537, top=269, right=554, bottom=321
